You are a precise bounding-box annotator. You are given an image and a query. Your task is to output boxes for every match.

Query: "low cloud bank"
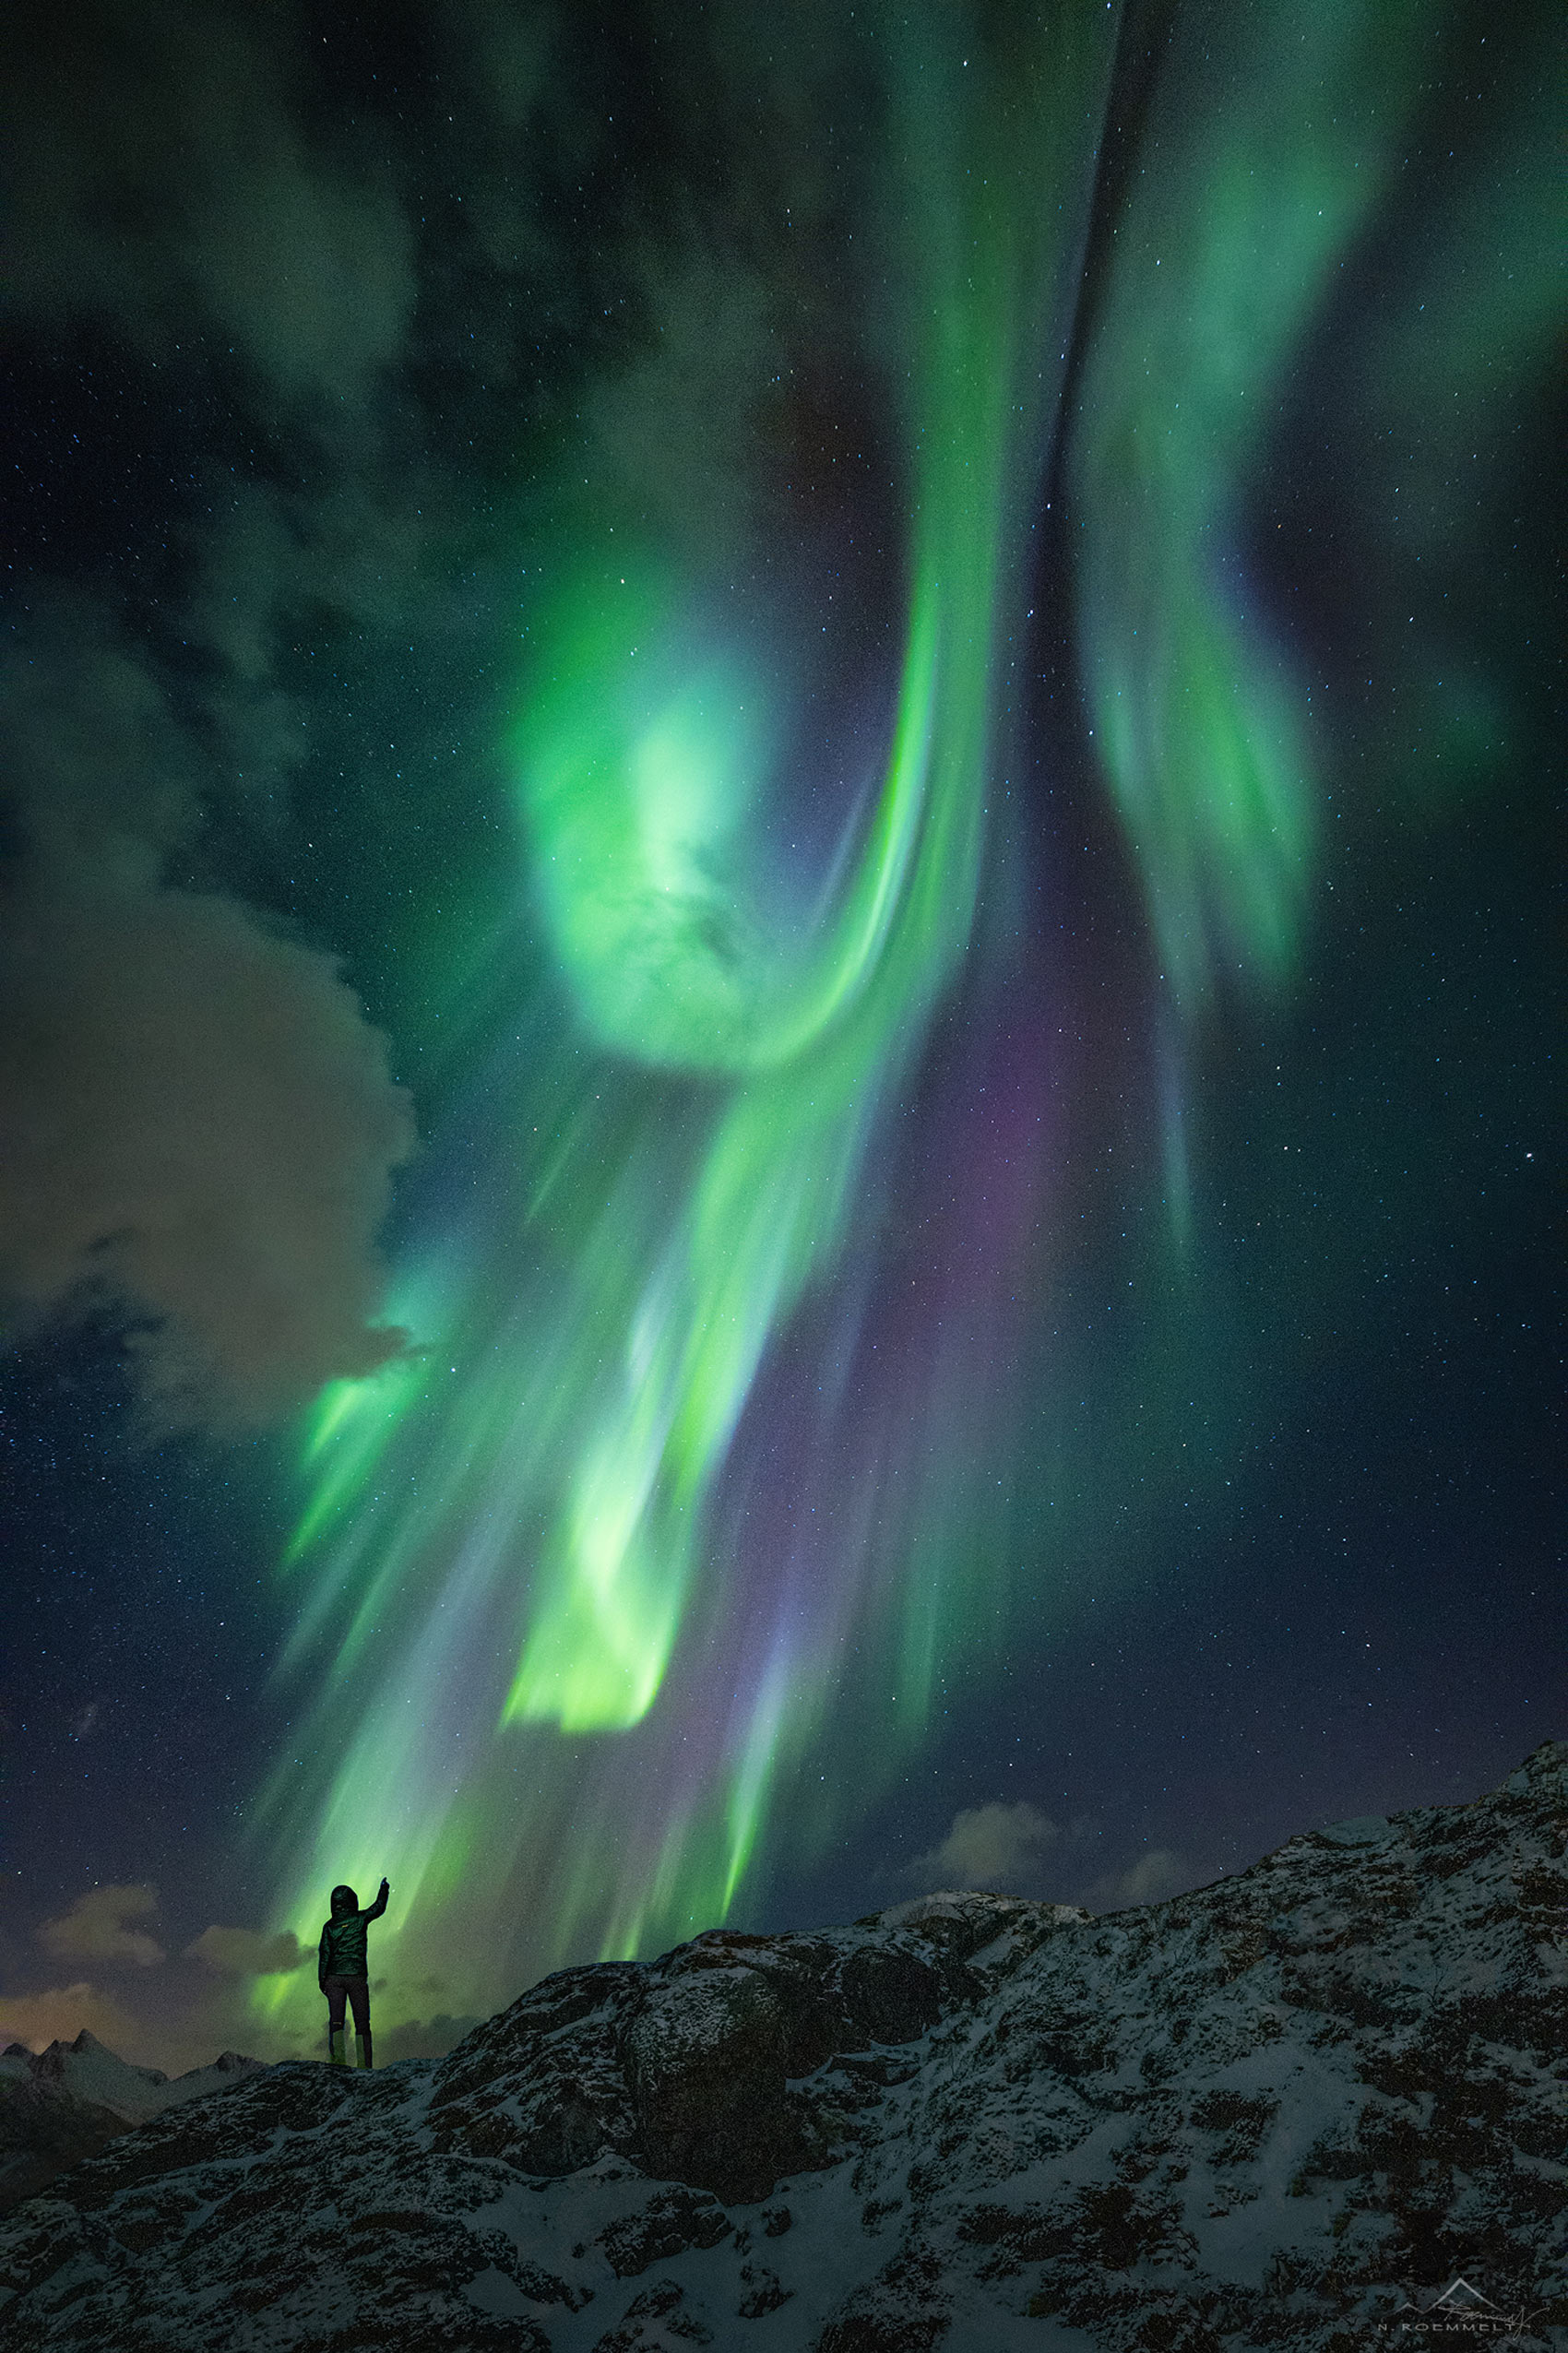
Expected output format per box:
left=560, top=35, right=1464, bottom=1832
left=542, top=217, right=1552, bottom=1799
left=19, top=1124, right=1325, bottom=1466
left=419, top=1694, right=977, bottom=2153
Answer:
left=906, top=1801, right=1059, bottom=1894
left=1081, top=1848, right=1194, bottom=1912
left=0, top=1982, right=146, bottom=2055
left=905, top=1805, right=1197, bottom=1911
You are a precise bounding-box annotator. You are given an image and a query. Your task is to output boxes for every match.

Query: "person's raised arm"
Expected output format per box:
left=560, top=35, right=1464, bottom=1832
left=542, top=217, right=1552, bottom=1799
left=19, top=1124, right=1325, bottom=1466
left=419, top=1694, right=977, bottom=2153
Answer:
left=366, top=1878, right=389, bottom=1921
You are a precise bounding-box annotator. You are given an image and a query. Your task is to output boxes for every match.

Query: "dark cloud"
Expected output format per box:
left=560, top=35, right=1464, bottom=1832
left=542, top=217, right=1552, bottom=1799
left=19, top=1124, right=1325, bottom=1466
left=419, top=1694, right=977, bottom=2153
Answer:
left=184, top=1927, right=309, bottom=1977
left=1, top=0, right=416, bottom=412
left=2, top=626, right=202, bottom=871
left=582, top=252, right=786, bottom=565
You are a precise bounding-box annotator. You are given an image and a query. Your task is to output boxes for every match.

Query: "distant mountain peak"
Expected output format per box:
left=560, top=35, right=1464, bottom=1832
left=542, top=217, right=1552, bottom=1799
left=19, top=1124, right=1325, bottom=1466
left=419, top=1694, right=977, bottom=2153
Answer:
left=0, top=2037, right=267, bottom=2217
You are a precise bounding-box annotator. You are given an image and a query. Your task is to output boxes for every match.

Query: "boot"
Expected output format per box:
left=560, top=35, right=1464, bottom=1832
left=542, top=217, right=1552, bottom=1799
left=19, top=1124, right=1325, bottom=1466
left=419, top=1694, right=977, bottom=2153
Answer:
left=357, top=2027, right=374, bottom=2070
left=327, top=2026, right=348, bottom=2066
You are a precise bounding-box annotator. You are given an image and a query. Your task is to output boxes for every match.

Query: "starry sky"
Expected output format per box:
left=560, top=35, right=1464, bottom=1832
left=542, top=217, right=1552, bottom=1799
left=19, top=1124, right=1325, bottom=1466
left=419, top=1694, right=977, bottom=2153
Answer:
left=1, top=0, right=1560, bottom=2074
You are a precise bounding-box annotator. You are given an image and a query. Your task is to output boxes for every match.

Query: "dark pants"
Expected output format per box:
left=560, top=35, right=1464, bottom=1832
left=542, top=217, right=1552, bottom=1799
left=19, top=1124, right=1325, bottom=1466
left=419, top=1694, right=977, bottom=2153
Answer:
left=324, top=1975, right=371, bottom=2034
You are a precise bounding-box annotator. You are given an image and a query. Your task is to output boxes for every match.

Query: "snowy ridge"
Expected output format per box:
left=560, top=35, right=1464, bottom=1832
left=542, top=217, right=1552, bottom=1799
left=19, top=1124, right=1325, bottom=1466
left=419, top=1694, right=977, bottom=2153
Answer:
left=0, top=1743, right=1562, bottom=2349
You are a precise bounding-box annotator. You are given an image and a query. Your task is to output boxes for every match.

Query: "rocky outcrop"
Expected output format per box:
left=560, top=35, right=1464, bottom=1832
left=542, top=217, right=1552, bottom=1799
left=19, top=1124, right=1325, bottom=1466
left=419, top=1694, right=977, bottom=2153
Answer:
left=0, top=2034, right=265, bottom=2215
left=429, top=1918, right=961, bottom=2209
left=0, top=1743, right=1562, bottom=2349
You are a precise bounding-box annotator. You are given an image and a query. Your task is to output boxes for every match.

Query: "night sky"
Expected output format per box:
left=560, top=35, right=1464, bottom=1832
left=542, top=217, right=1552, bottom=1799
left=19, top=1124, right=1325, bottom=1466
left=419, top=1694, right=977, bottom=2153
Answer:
left=2, top=0, right=1560, bottom=2074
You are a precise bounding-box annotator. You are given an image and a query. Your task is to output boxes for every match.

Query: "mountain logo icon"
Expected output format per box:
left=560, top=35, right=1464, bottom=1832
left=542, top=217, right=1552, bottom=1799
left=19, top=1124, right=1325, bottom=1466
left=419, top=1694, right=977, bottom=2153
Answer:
left=1386, top=2275, right=1542, bottom=2338
left=1431, top=2283, right=1506, bottom=2312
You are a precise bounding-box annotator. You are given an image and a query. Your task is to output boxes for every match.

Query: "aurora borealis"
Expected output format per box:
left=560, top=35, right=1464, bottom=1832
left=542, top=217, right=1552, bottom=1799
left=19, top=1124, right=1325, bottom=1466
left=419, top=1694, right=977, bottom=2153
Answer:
left=2, top=0, right=1560, bottom=2073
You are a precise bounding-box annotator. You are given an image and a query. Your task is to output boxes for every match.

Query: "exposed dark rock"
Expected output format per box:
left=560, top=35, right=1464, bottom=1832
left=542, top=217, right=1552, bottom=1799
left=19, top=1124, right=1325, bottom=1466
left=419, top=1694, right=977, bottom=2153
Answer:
left=598, top=2186, right=731, bottom=2276
left=836, top=1944, right=946, bottom=2047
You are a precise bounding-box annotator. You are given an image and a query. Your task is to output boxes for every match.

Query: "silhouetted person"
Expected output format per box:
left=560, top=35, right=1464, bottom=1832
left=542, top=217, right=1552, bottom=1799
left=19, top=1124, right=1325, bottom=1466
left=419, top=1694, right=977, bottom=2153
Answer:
left=319, top=1878, right=388, bottom=2067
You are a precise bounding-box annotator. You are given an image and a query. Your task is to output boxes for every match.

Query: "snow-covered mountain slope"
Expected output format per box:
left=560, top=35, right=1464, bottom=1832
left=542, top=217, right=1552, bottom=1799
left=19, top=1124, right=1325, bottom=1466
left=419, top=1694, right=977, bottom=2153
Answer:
left=0, top=2033, right=266, bottom=2214
left=1, top=1743, right=1562, bottom=2351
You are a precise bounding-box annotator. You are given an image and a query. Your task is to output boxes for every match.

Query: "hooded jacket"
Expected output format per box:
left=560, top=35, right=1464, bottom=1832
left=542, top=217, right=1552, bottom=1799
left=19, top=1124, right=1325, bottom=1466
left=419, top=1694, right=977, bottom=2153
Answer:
left=317, top=1882, right=387, bottom=1986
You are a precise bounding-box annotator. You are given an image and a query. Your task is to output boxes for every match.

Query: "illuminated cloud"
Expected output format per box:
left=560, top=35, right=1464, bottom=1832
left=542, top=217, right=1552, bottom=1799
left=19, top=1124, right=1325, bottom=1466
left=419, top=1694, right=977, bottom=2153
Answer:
left=38, top=1886, right=165, bottom=1969
left=908, top=1803, right=1060, bottom=1895
left=184, top=1928, right=310, bottom=1978
left=0, top=873, right=415, bottom=1427
left=0, top=1982, right=148, bottom=2055
left=0, top=624, right=416, bottom=1432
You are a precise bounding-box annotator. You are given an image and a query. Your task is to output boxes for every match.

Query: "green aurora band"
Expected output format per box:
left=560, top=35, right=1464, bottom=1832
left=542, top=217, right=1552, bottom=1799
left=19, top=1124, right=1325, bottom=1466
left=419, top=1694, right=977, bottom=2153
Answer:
left=251, top=2, right=1554, bottom=2043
